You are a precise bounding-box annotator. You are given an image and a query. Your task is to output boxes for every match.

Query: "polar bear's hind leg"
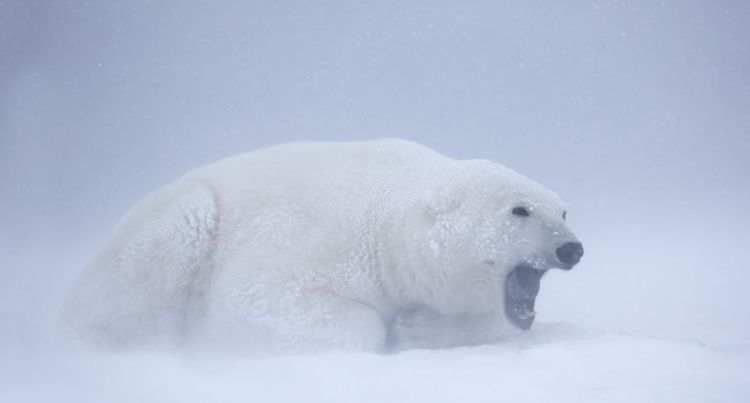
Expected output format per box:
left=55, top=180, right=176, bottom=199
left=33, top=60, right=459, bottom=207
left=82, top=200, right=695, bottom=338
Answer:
left=63, top=182, right=219, bottom=349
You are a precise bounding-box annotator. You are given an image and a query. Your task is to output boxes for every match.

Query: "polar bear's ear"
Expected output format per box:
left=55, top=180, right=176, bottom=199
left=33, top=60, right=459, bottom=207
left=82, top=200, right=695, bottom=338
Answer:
left=422, top=184, right=463, bottom=216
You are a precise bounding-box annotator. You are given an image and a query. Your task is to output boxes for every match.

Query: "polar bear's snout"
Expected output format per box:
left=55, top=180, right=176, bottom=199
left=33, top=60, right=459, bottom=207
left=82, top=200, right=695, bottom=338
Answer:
left=556, top=241, right=584, bottom=268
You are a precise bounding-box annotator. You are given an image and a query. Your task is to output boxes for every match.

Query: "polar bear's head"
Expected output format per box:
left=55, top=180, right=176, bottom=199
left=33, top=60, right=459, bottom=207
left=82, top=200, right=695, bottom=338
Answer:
left=404, top=160, right=583, bottom=330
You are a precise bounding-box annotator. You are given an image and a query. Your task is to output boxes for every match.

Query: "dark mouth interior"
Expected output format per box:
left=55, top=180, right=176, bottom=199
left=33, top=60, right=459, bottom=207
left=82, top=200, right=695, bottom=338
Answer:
left=504, top=264, right=545, bottom=330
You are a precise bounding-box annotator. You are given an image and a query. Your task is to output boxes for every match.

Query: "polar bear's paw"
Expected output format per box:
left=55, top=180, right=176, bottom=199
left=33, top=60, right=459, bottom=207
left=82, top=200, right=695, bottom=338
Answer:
left=386, top=305, right=448, bottom=352
left=386, top=305, right=504, bottom=352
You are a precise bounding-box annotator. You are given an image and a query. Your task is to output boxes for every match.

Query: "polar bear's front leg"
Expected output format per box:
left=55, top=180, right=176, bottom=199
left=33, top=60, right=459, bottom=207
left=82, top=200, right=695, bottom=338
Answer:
left=214, top=279, right=388, bottom=353
left=386, top=305, right=503, bottom=352
left=284, top=293, right=388, bottom=353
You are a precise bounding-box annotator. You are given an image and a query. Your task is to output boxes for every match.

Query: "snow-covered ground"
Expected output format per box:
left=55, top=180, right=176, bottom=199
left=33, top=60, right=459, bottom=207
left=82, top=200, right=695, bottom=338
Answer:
left=2, top=324, right=748, bottom=403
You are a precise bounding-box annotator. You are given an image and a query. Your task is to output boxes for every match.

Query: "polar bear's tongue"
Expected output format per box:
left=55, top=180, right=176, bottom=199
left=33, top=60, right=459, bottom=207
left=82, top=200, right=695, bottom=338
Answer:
left=504, top=265, right=543, bottom=330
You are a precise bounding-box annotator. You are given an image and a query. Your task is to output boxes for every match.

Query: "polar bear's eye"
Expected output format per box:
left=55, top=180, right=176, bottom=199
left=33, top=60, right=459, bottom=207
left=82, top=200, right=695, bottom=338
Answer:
left=512, top=206, right=530, bottom=217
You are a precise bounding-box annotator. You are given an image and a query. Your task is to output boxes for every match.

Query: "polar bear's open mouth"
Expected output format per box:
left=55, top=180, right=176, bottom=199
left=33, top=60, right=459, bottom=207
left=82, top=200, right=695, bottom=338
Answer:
left=505, top=264, right=545, bottom=330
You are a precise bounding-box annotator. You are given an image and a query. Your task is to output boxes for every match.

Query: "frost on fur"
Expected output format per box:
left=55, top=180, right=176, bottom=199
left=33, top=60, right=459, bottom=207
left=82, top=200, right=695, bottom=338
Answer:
left=63, top=139, right=582, bottom=354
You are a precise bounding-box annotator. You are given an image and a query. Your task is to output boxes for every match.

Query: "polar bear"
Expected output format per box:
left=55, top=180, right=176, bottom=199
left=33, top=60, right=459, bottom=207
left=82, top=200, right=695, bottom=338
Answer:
left=63, top=139, right=583, bottom=353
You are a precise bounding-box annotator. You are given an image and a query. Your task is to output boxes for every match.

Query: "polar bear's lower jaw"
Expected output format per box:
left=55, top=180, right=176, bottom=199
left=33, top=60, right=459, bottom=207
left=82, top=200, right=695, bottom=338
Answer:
left=504, top=264, right=545, bottom=330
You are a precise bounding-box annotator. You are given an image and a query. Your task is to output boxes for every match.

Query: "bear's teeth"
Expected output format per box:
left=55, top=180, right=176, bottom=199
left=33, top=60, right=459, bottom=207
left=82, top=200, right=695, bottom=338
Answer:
left=518, top=309, right=536, bottom=319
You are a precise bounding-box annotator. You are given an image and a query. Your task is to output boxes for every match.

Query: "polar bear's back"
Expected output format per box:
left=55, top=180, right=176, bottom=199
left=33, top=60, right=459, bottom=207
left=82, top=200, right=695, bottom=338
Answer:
left=189, top=139, right=457, bottom=218
left=197, top=139, right=449, bottom=187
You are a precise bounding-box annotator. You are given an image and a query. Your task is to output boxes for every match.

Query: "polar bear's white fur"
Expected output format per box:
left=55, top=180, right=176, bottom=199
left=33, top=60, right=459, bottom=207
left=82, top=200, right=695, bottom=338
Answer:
left=63, top=139, right=582, bottom=353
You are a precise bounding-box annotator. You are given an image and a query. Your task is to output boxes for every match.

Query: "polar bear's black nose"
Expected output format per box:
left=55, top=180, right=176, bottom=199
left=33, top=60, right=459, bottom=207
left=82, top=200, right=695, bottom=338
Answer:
left=556, top=242, right=584, bottom=267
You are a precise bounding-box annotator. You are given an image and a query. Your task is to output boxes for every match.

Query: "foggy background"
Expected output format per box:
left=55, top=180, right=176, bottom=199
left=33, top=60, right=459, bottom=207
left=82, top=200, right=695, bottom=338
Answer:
left=1, top=0, right=749, bottom=365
